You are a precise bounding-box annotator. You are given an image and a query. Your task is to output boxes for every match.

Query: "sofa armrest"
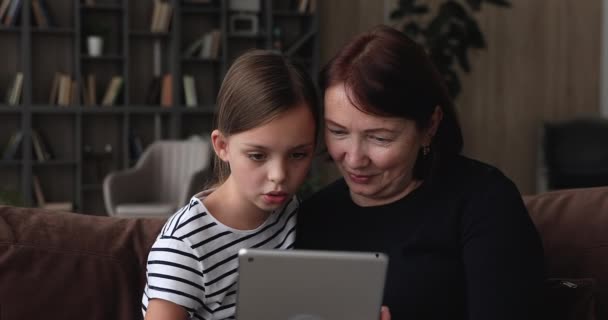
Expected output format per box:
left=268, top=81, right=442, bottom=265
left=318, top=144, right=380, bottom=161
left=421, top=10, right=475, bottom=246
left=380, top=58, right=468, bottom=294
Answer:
left=103, top=168, right=152, bottom=216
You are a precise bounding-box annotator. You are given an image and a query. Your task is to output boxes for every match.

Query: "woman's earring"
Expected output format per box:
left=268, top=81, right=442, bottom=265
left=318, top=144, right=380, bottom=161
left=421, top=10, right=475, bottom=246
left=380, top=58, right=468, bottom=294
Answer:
left=422, top=145, right=430, bottom=156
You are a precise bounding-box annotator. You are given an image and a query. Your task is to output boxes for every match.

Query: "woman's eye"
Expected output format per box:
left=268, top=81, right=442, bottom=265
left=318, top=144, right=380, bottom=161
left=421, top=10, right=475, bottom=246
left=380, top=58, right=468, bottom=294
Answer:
left=290, top=152, right=308, bottom=160
left=370, top=135, right=391, bottom=143
left=327, top=128, right=346, bottom=136
left=247, top=153, right=266, bottom=161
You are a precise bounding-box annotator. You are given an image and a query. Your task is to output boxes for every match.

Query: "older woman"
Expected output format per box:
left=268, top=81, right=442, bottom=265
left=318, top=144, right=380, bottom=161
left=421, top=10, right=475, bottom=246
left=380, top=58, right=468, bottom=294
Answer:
left=296, top=25, right=544, bottom=320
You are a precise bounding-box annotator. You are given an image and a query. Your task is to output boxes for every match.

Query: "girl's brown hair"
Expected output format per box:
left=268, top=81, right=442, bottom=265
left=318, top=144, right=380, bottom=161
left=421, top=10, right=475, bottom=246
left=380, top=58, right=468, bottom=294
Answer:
left=212, top=49, right=320, bottom=184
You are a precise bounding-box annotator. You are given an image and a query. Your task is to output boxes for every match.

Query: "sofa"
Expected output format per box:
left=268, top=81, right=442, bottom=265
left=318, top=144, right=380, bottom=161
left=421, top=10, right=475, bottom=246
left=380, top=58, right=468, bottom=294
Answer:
left=1, top=186, right=607, bottom=320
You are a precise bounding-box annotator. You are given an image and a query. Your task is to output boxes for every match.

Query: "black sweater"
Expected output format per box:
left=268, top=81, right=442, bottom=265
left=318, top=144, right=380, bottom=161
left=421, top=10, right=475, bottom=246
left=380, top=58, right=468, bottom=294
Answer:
left=295, top=156, right=544, bottom=320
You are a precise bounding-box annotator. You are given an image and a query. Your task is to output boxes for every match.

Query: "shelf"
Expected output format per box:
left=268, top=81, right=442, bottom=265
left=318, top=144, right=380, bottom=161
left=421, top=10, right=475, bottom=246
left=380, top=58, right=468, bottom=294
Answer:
left=181, top=57, right=221, bottom=64
left=125, top=106, right=174, bottom=113
left=129, top=31, right=171, bottom=38
left=32, top=27, right=76, bottom=35
left=0, top=160, right=21, bottom=167
left=82, top=184, right=103, bottom=192
left=178, top=105, right=216, bottom=114
left=30, top=106, right=81, bottom=113
left=81, top=54, right=125, bottom=62
left=32, top=160, right=78, bottom=167
left=0, top=106, right=21, bottom=113
left=273, top=10, right=313, bottom=17
left=0, top=26, right=20, bottom=34
left=81, top=4, right=123, bottom=11
left=228, top=33, right=266, bottom=40
left=181, top=7, right=221, bottom=14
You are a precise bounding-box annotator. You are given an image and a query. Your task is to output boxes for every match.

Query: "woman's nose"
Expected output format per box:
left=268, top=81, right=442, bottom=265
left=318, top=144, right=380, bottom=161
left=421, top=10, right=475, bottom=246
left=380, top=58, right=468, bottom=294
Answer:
left=344, top=141, right=369, bottom=169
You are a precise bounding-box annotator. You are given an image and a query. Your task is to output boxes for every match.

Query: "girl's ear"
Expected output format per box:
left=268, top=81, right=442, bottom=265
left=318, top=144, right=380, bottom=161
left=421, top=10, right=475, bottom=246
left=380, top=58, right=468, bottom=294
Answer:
left=211, top=129, right=230, bottom=162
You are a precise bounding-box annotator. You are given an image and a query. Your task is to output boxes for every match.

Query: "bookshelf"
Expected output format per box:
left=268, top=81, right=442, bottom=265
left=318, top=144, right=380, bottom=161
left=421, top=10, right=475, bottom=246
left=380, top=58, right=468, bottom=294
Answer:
left=0, top=0, right=319, bottom=214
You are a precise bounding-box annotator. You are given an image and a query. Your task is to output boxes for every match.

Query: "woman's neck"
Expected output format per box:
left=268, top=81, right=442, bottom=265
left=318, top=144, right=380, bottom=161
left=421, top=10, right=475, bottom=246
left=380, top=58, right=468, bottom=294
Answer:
left=202, top=177, right=271, bottom=230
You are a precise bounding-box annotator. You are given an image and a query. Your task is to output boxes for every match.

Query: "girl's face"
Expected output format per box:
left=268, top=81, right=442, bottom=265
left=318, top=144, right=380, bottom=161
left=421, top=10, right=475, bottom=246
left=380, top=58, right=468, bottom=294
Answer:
left=324, top=84, right=439, bottom=207
left=213, top=103, right=316, bottom=214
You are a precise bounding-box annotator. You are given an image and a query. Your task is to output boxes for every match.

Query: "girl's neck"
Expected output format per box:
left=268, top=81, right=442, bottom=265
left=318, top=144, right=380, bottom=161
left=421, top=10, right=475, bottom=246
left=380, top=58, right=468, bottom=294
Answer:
left=202, top=177, right=271, bottom=230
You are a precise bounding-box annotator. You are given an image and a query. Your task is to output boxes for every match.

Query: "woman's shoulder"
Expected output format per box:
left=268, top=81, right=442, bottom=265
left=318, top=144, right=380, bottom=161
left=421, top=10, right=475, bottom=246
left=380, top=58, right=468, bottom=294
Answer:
left=441, top=155, right=516, bottom=191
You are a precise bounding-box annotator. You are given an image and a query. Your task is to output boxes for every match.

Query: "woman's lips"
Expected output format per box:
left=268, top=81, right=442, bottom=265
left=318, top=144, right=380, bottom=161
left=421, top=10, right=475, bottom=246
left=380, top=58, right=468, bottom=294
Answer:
left=347, top=172, right=373, bottom=184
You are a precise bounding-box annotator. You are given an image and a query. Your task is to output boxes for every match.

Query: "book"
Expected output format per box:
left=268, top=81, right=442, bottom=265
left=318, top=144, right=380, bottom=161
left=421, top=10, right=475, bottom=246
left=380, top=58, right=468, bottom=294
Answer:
left=3, top=0, right=20, bottom=26
left=31, top=0, right=48, bottom=27
left=2, top=130, right=23, bottom=160
left=145, top=76, right=161, bottom=105
left=0, top=0, right=12, bottom=23
left=48, top=72, right=61, bottom=105
left=158, top=1, right=173, bottom=32
left=101, top=76, right=123, bottom=106
left=57, top=74, right=72, bottom=107
left=9, top=72, right=23, bottom=105
left=31, top=129, right=53, bottom=161
left=150, top=0, right=161, bottom=32
left=87, top=73, right=97, bottom=105
left=160, top=73, right=172, bottom=107
left=183, top=75, right=197, bottom=107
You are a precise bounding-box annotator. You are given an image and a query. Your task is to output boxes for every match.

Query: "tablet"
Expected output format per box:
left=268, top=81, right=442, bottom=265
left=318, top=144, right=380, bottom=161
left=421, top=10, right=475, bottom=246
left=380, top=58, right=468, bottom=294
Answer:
left=235, top=248, right=388, bottom=320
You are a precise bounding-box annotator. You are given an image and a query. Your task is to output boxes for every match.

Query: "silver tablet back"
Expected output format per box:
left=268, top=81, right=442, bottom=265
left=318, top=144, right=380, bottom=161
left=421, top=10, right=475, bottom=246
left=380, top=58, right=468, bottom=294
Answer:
left=235, top=248, right=388, bottom=320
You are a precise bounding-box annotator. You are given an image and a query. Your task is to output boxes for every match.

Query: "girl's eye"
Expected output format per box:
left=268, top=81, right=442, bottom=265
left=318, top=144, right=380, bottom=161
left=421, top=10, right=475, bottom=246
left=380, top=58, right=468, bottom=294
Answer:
left=290, top=152, right=308, bottom=160
left=247, top=153, right=266, bottom=161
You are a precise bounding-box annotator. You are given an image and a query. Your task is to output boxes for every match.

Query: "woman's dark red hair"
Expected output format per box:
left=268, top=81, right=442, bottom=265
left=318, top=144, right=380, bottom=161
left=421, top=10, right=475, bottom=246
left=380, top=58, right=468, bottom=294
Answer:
left=320, top=25, right=463, bottom=179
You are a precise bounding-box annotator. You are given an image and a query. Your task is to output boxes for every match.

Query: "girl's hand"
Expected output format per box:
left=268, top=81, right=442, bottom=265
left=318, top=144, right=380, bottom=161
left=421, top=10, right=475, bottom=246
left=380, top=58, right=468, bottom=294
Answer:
left=380, top=306, right=391, bottom=320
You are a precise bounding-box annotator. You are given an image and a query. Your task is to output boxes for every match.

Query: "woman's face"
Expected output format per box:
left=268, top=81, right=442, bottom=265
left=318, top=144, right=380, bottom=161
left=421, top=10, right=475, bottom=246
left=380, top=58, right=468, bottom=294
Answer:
left=324, top=84, right=437, bottom=207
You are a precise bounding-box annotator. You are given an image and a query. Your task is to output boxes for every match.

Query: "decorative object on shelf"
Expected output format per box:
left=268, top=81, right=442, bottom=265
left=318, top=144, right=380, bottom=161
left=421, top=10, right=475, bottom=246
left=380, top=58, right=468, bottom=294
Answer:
left=272, top=26, right=283, bottom=52
left=83, top=18, right=111, bottom=57
left=387, top=0, right=511, bottom=98
left=229, top=12, right=259, bottom=36
left=229, top=0, right=260, bottom=12
left=87, top=35, right=103, bottom=57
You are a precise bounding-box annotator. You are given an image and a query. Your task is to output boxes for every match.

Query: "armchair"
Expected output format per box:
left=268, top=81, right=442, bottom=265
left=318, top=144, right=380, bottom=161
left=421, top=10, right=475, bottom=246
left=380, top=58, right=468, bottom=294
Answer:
left=103, top=139, right=212, bottom=217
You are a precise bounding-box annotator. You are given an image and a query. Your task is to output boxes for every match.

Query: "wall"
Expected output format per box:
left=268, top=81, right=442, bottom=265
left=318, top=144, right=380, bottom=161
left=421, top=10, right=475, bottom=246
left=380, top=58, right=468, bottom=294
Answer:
left=319, top=0, right=603, bottom=194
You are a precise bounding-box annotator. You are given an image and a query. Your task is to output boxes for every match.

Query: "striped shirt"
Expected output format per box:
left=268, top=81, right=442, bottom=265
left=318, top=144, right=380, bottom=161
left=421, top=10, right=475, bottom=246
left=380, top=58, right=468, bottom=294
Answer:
left=142, top=191, right=298, bottom=320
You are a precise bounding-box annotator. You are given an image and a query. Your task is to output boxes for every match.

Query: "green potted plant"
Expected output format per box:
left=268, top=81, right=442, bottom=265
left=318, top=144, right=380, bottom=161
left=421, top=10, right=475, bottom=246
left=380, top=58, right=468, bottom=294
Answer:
left=389, top=0, right=511, bottom=98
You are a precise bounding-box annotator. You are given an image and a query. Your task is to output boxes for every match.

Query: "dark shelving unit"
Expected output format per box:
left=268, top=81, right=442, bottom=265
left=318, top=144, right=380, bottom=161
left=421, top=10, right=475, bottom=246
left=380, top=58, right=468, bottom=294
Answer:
left=0, top=0, right=319, bottom=214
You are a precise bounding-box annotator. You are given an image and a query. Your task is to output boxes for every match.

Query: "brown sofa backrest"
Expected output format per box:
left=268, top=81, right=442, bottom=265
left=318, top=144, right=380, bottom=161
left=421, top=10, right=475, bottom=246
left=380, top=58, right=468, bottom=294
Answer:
left=0, top=206, right=165, bottom=320
left=524, top=187, right=608, bottom=319
left=1, top=186, right=608, bottom=320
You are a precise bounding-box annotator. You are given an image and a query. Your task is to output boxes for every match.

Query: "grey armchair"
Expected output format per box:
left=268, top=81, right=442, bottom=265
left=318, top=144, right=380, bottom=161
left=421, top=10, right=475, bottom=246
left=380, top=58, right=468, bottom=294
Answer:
left=103, top=139, right=212, bottom=218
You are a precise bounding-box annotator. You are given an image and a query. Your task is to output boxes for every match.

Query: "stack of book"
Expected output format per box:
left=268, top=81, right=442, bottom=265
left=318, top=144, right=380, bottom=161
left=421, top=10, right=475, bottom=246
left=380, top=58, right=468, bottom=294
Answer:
left=183, top=29, right=221, bottom=59
left=49, top=73, right=78, bottom=107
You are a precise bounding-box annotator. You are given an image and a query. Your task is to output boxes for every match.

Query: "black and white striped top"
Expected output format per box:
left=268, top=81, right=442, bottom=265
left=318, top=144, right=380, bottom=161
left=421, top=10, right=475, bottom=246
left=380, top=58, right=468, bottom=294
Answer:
left=142, top=191, right=298, bottom=320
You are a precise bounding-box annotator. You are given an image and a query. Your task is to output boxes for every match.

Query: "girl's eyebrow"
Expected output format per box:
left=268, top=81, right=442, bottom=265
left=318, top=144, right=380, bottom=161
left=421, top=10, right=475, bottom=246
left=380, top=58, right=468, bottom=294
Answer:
left=243, top=143, right=314, bottom=150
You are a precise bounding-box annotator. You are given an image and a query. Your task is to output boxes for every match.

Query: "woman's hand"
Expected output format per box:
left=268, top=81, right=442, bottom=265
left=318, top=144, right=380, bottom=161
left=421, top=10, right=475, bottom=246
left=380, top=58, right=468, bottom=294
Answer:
left=380, top=306, right=391, bottom=320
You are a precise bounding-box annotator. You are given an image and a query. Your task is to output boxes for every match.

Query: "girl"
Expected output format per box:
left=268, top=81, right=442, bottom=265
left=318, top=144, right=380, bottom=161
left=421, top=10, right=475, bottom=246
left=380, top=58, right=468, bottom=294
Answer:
left=142, top=50, right=320, bottom=320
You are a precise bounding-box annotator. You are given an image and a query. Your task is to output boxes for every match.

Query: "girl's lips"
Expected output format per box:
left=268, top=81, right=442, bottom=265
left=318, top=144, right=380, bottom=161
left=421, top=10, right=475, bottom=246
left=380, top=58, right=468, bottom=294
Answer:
left=263, top=192, right=288, bottom=204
